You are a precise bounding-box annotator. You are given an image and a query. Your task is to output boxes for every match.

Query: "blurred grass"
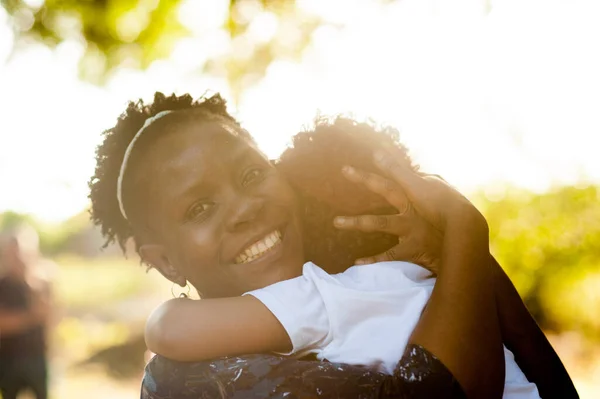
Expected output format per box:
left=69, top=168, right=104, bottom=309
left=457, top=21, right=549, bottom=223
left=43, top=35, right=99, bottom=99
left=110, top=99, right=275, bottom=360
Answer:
left=53, top=256, right=155, bottom=307
left=50, top=255, right=171, bottom=357
left=31, top=256, right=169, bottom=398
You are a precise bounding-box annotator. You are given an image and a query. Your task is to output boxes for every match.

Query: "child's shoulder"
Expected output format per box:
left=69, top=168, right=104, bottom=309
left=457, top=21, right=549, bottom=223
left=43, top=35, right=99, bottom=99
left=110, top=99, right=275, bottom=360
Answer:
left=302, top=261, right=434, bottom=291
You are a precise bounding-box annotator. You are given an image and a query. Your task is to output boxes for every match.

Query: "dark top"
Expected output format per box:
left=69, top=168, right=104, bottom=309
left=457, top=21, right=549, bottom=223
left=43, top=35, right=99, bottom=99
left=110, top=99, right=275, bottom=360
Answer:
left=141, top=344, right=466, bottom=398
left=0, top=277, right=46, bottom=360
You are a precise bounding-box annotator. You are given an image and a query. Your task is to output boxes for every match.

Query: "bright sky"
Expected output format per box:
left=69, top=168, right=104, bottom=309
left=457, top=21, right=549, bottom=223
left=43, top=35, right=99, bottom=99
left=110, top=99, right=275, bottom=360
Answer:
left=0, top=0, right=599, bottom=223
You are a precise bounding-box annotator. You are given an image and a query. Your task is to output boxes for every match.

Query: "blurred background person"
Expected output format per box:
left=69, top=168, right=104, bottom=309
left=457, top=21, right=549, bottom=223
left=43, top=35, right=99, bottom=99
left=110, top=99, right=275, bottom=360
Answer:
left=0, top=225, right=53, bottom=399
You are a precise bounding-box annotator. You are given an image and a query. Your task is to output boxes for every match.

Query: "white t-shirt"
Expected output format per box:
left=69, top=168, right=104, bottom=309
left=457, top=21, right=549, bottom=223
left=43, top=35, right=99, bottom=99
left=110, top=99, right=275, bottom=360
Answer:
left=245, top=261, right=540, bottom=399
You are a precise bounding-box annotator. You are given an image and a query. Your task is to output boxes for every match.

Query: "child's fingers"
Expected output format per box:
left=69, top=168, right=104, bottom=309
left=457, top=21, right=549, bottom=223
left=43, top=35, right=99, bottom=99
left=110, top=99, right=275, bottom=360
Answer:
left=341, top=166, right=410, bottom=215
left=354, top=244, right=412, bottom=266
left=333, top=214, right=411, bottom=236
left=354, top=242, right=439, bottom=274
left=372, top=150, right=425, bottom=202
left=354, top=248, right=396, bottom=265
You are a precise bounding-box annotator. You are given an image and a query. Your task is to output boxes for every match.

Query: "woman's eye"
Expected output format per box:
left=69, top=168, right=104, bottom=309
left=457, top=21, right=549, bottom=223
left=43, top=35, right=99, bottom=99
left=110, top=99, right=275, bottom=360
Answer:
left=186, top=202, right=214, bottom=221
left=242, top=167, right=265, bottom=187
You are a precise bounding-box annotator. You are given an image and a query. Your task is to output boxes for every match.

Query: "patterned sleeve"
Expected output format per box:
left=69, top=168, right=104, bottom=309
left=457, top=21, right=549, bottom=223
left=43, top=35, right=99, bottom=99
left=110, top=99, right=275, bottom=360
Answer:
left=141, top=345, right=465, bottom=399
left=379, top=344, right=466, bottom=398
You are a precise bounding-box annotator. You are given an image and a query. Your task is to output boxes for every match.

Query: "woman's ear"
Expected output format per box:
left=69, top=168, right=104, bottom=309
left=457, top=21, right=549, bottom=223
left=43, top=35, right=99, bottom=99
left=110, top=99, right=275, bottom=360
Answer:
left=139, top=244, right=186, bottom=287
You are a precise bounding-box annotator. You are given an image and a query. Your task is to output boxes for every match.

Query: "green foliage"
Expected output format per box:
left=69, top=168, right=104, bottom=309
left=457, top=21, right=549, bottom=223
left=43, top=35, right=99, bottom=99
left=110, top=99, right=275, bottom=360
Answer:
left=1, top=0, right=323, bottom=94
left=54, top=255, right=158, bottom=307
left=475, top=185, right=600, bottom=335
left=1, top=0, right=188, bottom=83
left=215, top=0, right=322, bottom=99
left=0, top=210, right=35, bottom=230
left=0, top=210, right=89, bottom=255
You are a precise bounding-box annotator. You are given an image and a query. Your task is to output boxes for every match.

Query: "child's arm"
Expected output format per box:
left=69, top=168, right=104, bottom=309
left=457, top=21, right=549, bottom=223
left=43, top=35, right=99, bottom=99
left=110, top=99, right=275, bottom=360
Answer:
left=145, top=295, right=292, bottom=361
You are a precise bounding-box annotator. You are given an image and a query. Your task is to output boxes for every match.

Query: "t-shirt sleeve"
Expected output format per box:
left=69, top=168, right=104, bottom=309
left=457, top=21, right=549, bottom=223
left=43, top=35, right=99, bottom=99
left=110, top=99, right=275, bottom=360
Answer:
left=243, top=265, right=330, bottom=356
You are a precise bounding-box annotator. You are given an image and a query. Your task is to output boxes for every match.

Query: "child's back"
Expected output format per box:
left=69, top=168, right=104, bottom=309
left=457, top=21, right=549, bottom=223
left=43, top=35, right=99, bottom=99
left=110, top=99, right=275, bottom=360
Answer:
left=246, top=261, right=540, bottom=399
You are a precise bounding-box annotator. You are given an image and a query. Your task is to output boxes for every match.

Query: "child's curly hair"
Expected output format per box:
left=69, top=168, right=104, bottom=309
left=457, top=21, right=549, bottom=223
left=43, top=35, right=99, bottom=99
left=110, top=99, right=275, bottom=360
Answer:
left=278, top=117, right=418, bottom=272
left=89, top=92, right=418, bottom=271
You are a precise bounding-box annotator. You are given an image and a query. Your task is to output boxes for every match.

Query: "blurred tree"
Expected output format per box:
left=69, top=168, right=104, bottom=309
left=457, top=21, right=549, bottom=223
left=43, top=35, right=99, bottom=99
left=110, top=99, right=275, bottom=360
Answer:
left=1, top=0, right=187, bottom=82
left=476, top=185, right=600, bottom=337
left=0, top=0, right=323, bottom=97
left=0, top=210, right=89, bottom=255
left=0, top=210, right=35, bottom=230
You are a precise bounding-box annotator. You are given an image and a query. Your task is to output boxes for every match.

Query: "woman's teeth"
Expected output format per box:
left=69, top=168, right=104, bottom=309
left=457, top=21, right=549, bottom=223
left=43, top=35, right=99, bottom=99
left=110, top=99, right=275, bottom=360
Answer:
left=235, top=230, right=282, bottom=264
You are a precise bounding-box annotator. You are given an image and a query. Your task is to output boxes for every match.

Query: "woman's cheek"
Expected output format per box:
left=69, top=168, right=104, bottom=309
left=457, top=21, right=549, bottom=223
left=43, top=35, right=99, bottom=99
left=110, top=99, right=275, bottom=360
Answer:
left=264, top=174, right=298, bottom=205
left=174, top=228, right=221, bottom=283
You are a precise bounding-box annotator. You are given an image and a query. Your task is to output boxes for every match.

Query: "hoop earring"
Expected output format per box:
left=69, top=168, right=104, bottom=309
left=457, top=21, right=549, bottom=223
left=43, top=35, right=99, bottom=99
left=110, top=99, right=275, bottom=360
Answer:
left=171, top=282, right=191, bottom=298
left=143, top=262, right=154, bottom=274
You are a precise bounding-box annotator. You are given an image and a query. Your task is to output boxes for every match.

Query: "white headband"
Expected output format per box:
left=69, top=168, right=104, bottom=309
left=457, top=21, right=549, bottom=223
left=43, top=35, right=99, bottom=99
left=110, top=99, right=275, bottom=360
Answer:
left=117, top=110, right=174, bottom=221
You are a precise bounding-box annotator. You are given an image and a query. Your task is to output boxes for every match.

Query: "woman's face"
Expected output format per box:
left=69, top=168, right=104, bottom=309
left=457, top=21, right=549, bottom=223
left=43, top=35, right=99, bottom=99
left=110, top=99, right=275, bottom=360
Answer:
left=135, top=121, right=304, bottom=298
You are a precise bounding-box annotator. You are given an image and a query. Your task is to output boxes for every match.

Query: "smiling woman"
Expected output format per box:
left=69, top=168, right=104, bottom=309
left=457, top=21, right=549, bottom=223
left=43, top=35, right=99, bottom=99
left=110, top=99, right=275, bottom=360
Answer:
left=88, top=92, right=576, bottom=398
left=235, top=230, right=282, bottom=264
left=90, top=93, right=304, bottom=299
left=121, top=118, right=304, bottom=298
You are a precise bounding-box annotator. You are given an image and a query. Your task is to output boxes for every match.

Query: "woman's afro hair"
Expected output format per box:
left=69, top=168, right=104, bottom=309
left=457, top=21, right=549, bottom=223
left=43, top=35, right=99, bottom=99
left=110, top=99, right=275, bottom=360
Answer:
left=88, top=92, right=245, bottom=251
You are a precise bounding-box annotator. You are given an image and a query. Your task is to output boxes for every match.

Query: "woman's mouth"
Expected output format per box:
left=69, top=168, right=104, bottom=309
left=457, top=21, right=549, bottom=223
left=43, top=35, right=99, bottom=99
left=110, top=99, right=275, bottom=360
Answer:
left=234, top=230, right=283, bottom=264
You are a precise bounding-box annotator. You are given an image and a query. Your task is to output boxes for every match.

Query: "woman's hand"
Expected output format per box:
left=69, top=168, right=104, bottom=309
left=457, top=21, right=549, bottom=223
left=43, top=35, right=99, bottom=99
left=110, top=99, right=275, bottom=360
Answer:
left=333, top=167, right=444, bottom=274
left=369, top=148, right=487, bottom=231
left=334, top=149, right=488, bottom=272
left=362, top=149, right=503, bottom=398
left=340, top=149, right=502, bottom=397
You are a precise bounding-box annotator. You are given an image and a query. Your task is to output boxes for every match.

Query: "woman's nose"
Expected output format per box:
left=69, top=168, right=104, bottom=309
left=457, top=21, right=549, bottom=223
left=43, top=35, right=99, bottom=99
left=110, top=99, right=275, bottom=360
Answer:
left=225, top=195, right=265, bottom=232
